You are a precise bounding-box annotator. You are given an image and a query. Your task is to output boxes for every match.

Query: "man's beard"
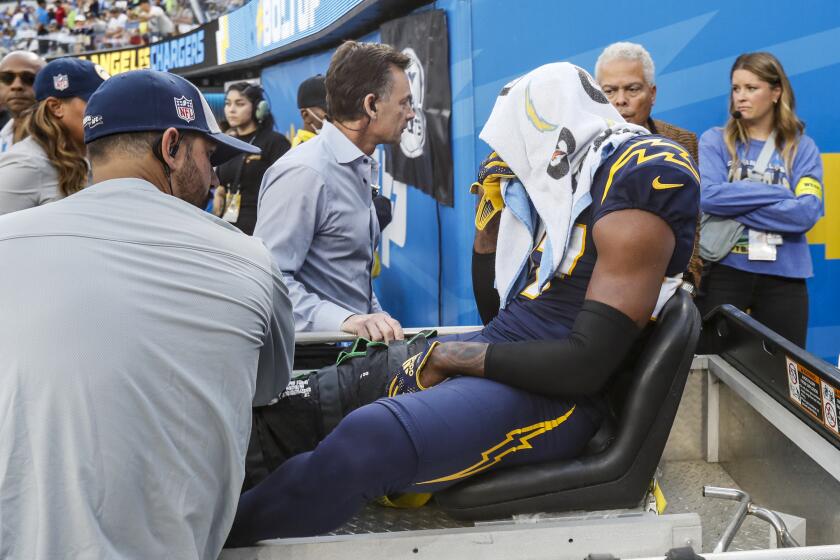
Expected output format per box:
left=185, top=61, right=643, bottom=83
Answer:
left=171, top=152, right=207, bottom=208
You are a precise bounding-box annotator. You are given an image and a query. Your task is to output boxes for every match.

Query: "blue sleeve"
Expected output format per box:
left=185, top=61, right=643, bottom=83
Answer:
left=699, top=128, right=794, bottom=217
left=734, top=136, right=824, bottom=234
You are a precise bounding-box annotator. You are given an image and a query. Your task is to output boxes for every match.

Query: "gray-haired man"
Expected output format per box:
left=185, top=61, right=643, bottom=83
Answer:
left=596, top=41, right=702, bottom=288
left=595, top=41, right=698, bottom=161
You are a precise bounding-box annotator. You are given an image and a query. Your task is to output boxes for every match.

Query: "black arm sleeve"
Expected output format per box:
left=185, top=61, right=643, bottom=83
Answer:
left=484, top=300, right=640, bottom=397
left=471, top=250, right=500, bottom=325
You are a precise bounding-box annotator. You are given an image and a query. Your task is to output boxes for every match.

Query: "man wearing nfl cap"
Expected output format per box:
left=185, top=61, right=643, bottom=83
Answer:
left=0, top=69, right=294, bottom=560
left=0, top=57, right=107, bottom=215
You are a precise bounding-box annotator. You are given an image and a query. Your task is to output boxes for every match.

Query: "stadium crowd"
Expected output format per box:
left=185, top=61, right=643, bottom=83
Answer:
left=0, top=21, right=826, bottom=559
left=0, top=0, right=244, bottom=57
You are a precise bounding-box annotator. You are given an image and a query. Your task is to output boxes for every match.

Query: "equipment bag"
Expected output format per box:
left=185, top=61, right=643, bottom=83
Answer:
left=244, top=331, right=437, bottom=490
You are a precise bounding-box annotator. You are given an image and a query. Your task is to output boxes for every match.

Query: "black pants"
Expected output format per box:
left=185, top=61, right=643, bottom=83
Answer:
left=697, top=263, right=809, bottom=348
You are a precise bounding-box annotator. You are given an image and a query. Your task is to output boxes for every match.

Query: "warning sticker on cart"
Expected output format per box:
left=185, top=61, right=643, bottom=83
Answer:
left=786, top=356, right=840, bottom=439
left=786, top=358, right=801, bottom=402
left=821, top=380, right=839, bottom=434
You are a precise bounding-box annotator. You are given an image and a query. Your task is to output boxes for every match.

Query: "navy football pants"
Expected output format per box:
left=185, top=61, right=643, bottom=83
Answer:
left=227, top=342, right=602, bottom=545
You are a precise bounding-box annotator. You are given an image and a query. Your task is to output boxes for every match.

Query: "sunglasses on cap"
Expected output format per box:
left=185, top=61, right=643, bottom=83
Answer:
left=0, top=71, right=37, bottom=86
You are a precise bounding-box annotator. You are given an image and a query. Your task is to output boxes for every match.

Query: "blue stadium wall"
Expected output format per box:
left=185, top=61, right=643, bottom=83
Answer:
left=220, top=0, right=840, bottom=363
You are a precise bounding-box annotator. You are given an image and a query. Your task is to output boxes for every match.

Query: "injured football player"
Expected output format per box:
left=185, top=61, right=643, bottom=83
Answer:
left=227, top=62, right=699, bottom=545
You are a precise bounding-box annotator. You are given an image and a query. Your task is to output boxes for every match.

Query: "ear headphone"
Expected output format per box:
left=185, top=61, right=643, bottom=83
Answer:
left=152, top=130, right=183, bottom=195
left=168, top=133, right=181, bottom=158
left=244, top=84, right=270, bottom=123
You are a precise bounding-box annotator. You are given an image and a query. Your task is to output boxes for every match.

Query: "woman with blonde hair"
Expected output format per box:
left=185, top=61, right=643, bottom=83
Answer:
left=0, top=58, right=107, bottom=215
left=697, top=52, right=823, bottom=347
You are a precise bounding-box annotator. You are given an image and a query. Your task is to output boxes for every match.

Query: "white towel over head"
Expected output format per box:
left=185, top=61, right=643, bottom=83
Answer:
left=480, top=62, right=648, bottom=305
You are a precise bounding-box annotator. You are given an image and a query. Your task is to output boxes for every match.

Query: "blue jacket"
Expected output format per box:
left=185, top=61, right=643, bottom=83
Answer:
left=699, top=127, right=823, bottom=278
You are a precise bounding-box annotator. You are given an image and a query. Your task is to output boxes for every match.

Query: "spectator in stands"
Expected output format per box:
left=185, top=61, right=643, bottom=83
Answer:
left=88, top=12, right=108, bottom=45
left=2, top=1, right=233, bottom=57
left=696, top=52, right=822, bottom=347
left=171, top=2, right=198, bottom=35
left=65, top=2, right=78, bottom=29
left=128, top=26, right=143, bottom=46
left=137, top=0, right=174, bottom=41
left=0, top=28, right=14, bottom=53
left=594, top=42, right=703, bottom=292
left=34, top=24, right=48, bottom=55
left=214, top=82, right=291, bottom=235
left=0, top=68, right=294, bottom=560
left=291, top=74, right=327, bottom=148
left=0, top=58, right=106, bottom=215
left=9, top=7, right=26, bottom=29
left=35, top=0, right=50, bottom=26
left=202, top=0, right=245, bottom=21
left=0, top=51, right=46, bottom=153
left=71, top=15, right=93, bottom=53
left=103, top=6, right=127, bottom=47
left=54, top=1, right=67, bottom=28
left=254, top=41, right=411, bottom=340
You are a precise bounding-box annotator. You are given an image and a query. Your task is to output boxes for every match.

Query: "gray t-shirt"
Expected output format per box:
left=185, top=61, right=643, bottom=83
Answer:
left=0, top=136, right=64, bottom=215
left=0, top=179, right=294, bottom=559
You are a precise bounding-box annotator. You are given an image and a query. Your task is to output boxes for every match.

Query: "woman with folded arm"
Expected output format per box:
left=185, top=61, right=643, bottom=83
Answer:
left=696, top=52, right=823, bottom=347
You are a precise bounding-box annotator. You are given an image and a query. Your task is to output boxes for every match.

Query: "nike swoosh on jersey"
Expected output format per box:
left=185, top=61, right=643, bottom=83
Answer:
left=652, top=176, right=684, bottom=190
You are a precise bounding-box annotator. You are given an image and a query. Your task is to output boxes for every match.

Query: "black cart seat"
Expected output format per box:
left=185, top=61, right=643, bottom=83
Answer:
left=436, top=288, right=701, bottom=520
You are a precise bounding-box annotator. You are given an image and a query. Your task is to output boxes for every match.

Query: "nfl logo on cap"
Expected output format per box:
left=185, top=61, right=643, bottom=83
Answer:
left=174, top=96, right=195, bottom=122
left=53, top=74, right=69, bottom=91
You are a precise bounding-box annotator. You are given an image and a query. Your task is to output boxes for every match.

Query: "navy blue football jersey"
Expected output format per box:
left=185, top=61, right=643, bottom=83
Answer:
left=483, top=135, right=699, bottom=342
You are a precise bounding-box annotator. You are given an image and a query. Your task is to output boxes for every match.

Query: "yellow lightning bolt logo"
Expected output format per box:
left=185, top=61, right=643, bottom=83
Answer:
left=525, top=82, right=558, bottom=133
left=602, top=138, right=700, bottom=203
left=415, top=406, right=576, bottom=485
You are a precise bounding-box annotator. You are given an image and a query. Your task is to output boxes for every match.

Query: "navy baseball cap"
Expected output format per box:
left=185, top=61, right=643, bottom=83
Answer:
left=84, top=69, right=260, bottom=166
left=35, top=58, right=109, bottom=102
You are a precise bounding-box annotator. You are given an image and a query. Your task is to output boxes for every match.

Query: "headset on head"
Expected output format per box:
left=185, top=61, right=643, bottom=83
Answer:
left=243, top=84, right=270, bottom=124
